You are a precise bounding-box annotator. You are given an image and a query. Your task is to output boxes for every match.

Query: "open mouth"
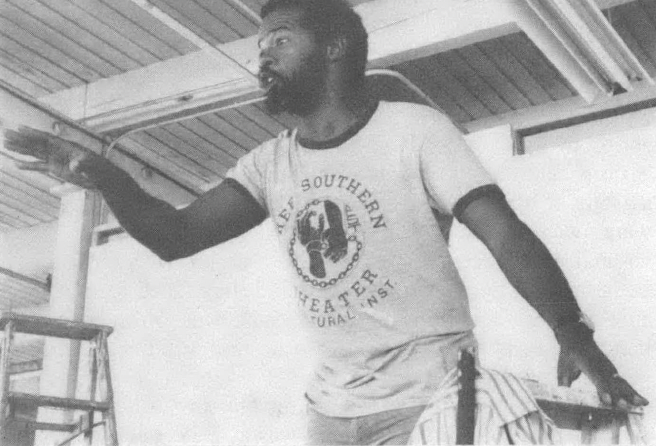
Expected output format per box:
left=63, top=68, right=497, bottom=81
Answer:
left=259, top=70, right=280, bottom=92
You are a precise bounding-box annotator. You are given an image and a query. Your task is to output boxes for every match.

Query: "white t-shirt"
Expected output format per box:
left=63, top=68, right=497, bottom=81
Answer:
left=227, top=101, right=495, bottom=416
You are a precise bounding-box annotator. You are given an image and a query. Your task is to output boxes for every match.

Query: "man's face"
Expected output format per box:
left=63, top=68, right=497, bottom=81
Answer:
left=258, top=7, right=329, bottom=116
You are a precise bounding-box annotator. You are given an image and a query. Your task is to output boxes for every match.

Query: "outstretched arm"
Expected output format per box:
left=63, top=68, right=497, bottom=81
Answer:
left=90, top=165, right=266, bottom=261
left=458, top=190, right=648, bottom=409
left=3, top=127, right=266, bottom=261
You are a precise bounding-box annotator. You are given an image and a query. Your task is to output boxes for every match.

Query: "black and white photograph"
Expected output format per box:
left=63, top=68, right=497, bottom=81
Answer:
left=0, top=0, right=654, bottom=444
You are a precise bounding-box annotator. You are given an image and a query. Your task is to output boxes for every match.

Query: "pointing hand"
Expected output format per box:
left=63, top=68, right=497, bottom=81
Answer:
left=3, top=126, right=99, bottom=189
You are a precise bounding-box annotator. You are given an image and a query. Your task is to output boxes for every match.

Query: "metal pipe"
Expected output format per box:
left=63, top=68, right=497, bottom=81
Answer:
left=366, top=69, right=468, bottom=133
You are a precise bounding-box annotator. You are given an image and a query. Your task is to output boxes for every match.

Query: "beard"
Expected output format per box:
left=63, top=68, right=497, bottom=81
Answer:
left=262, top=51, right=328, bottom=116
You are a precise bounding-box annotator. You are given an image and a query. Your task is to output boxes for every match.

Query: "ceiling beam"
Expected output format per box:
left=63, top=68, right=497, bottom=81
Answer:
left=361, top=0, right=519, bottom=68
left=129, top=0, right=214, bottom=49
left=1, top=87, right=197, bottom=207
left=39, top=0, right=645, bottom=134
left=0, top=266, right=49, bottom=292
left=41, top=39, right=262, bottom=136
left=595, top=0, right=637, bottom=8
left=225, top=0, right=262, bottom=24
left=464, top=80, right=656, bottom=133
left=514, top=0, right=651, bottom=103
left=128, top=0, right=257, bottom=82
left=40, top=0, right=518, bottom=134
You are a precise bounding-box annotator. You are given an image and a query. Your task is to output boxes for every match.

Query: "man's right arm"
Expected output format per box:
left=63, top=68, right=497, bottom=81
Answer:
left=80, top=155, right=267, bottom=261
left=3, top=127, right=267, bottom=262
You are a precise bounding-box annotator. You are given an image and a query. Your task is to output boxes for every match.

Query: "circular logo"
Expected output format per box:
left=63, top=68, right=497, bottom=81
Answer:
left=289, top=199, right=362, bottom=288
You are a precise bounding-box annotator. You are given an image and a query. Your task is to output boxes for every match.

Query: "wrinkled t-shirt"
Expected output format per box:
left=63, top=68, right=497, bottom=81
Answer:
left=226, top=101, right=494, bottom=416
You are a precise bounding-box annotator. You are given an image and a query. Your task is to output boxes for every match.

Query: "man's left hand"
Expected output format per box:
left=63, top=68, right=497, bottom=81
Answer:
left=557, top=338, right=649, bottom=410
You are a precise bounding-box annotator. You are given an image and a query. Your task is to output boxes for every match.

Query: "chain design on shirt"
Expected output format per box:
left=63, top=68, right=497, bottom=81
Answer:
left=289, top=199, right=363, bottom=288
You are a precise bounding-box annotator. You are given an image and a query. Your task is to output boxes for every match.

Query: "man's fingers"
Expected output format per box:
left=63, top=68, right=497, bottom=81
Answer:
left=5, top=126, right=85, bottom=157
left=65, top=170, right=96, bottom=189
left=557, top=368, right=581, bottom=387
left=600, top=376, right=650, bottom=409
left=62, top=175, right=95, bottom=189
left=3, top=141, right=43, bottom=158
left=16, top=126, right=56, bottom=144
left=634, top=393, right=649, bottom=406
left=617, top=377, right=649, bottom=406
left=16, top=125, right=50, bottom=136
left=3, top=129, right=49, bottom=158
left=6, top=127, right=49, bottom=143
left=15, top=160, right=50, bottom=172
left=616, top=398, right=630, bottom=411
left=557, top=348, right=581, bottom=387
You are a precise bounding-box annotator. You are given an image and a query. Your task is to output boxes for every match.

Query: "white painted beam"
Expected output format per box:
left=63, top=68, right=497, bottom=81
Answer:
left=1, top=88, right=196, bottom=207
left=516, top=0, right=606, bottom=101
left=226, top=0, right=262, bottom=24
left=39, top=0, right=645, bottom=134
left=502, top=0, right=651, bottom=103
left=361, top=0, right=519, bottom=68
left=41, top=0, right=518, bottom=134
left=464, top=80, right=656, bottom=133
left=130, top=0, right=217, bottom=49
left=129, top=0, right=258, bottom=82
left=594, top=0, right=637, bottom=8
left=41, top=43, right=261, bottom=135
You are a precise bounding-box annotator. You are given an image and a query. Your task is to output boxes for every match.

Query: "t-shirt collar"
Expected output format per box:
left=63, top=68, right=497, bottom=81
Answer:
left=296, top=101, right=380, bottom=150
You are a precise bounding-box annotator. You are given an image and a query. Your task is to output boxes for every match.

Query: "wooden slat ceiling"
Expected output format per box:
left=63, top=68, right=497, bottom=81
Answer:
left=0, top=165, right=61, bottom=231
left=1, top=0, right=656, bottom=229
left=0, top=0, right=200, bottom=97
left=115, top=31, right=577, bottom=192
left=0, top=271, right=50, bottom=310
left=606, top=0, right=656, bottom=77
left=393, top=33, right=578, bottom=125
left=0, top=0, right=367, bottom=98
left=148, top=0, right=260, bottom=44
left=120, top=101, right=289, bottom=191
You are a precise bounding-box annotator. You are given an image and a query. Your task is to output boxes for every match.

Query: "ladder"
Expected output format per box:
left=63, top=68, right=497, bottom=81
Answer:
left=0, top=312, right=117, bottom=446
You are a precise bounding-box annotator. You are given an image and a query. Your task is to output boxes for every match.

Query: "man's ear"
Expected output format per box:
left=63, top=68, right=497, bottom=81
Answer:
left=327, top=36, right=347, bottom=62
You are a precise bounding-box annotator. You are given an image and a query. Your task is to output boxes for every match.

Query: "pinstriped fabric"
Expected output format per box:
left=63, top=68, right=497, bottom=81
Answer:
left=408, top=367, right=559, bottom=444
left=626, top=413, right=647, bottom=444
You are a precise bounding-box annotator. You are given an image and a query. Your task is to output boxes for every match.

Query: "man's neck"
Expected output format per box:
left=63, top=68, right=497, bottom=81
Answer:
left=294, top=90, right=372, bottom=144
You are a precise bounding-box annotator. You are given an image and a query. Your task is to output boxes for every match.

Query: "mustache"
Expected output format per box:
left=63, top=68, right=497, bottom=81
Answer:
left=258, top=66, right=282, bottom=83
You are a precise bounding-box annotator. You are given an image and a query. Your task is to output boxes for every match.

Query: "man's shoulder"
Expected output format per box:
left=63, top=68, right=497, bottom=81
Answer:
left=248, top=128, right=294, bottom=156
left=377, top=101, right=450, bottom=127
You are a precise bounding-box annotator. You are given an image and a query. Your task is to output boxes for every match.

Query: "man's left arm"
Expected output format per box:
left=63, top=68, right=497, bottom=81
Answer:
left=457, top=189, right=648, bottom=409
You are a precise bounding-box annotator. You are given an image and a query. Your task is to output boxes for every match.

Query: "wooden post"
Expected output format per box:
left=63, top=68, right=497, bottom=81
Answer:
left=85, top=337, right=98, bottom=445
left=97, top=331, right=118, bottom=446
left=36, top=189, right=100, bottom=445
left=0, top=321, right=14, bottom=434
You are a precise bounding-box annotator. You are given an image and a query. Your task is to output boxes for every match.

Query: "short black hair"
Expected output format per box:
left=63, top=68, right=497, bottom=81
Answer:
left=261, top=0, right=368, bottom=90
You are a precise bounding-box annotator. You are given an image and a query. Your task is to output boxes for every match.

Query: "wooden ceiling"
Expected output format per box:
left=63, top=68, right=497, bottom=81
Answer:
left=393, top=33, right=579, bottom=124
left=1, top=0, right=655, bottom=225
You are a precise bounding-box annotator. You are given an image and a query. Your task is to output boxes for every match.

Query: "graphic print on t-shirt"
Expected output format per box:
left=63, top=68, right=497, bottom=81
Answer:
left=275, top=174, right=397, bottom=329
left=289, top=198, right=363, bottom=287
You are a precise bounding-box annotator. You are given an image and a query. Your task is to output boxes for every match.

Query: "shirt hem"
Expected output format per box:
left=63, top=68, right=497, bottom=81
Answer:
left=307, top=398, right=432, bottom=419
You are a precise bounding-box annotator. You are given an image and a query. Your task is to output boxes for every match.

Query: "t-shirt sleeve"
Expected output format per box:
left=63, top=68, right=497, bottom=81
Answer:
left=420, top=112, right=495, bottom=216
left=224, top=145, right=269, bottom=214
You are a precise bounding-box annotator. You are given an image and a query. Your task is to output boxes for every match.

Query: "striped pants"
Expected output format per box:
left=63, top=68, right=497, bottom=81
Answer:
left=409, top=368, right=558, bottom=444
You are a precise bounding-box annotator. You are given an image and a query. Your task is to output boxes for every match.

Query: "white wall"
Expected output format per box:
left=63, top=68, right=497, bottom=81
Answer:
left=83, top=118, right=656, bottom=444
left=457, top=118, right=656, bottom=438
left=85, top=223, right=312, bottom=445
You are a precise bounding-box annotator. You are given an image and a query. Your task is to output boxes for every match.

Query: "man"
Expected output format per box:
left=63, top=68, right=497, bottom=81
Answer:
left=4, top=0, right=648, bottom=444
